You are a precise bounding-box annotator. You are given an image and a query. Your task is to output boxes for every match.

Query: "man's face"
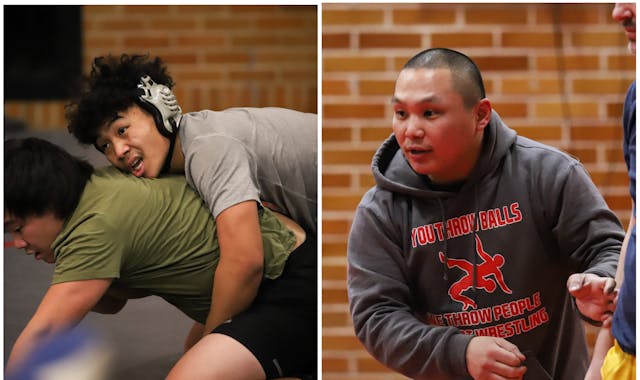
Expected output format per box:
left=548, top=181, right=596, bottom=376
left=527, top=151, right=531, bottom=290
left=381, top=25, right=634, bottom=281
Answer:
left=95, top=104, right=170, bottom=178
left=392, top=68, right=487, bottom=184
left=4, top=212, right=64, bottom=264
left=613, top=3, right=636, bottom=54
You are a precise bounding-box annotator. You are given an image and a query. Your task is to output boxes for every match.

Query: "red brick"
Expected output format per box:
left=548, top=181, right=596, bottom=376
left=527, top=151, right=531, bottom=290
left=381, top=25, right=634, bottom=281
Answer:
left=503, top=33, right=557, bottom=48
left=229, top=5, right=278, bottom=14
left=176, top=35, right=225, bottom=47
left=570, top=125, right=623, bottom=141
left=323, top=194, right=363, bottom=212
left=359, top=80, right=394, bottom=96
left=323, top=149, right=377, bottom=165
left=361, top=127, right=393, bottom=143
left=124, top=5, right=169, bottom=13
left=604, top=194, right=632, bottom=211
left=229, top=71, right=276, bottom=81
left=323, top=357, right=349, bottom=372
left=322, top=288, right=349, bottom=304
left=123, top=36, right=170, bottom=48
left=204, top=53, right=250, bottom=63
left=492, top=103, right=527, bottom=118
left=573, top=79, right=634, bottom=94
left=605, top=148, right=626, bottom=163
left=323, top=104, right=386, bottom=119
left=536, top=55, right=600, bottom=71
left=513, top=125, right=562, bottom=141
left=323, top=9, right=384, bottom=25
left=323, top=265, right=347, bottom=281
left=322, top=315, right=350, bottom=329
left=565, top=148, right=598, bottom=164
left=393, top=8, right=455, bottom=24
left=323, top=33, right=351, bottom=49
left=149, top=19, right=195, bottom=30
left=359, top=174, right=376, bottom=189
left=175, top=5, right=227, bottom=14
left=323, top=219, right=351, bottom=235
left=322, top=242, right=348, bottom=257
left=84, top=36, right=119, bottom=49
left=203, top=18, right=252, bottom=30
left=589, top=170, right=632, bottom=187
left=323, top=127, right=352, bottom=142
left=323, top=173, right=352, bottom=188
left=432, top=33, right=493, bottom=48
left=173, top=70, right=223, bottom=81
left=257, top=17, right=309, bottom=29
left=474, top=56, right=529, bottom=71
left=160, top=53, right=198, bottom=65
left=323, top=335, right=363, bottom=350
left=256, top=52, right=315, bottom=64
left=465, top=6, right=527, bottom=24
left=324, top=57, right=387, bottom=72
left=535, top=3, right=605, bottom=24
left=572, top=32, right=628, bottom=47
left=323, top=80, right=350, bottom=96
left=608, top=55, right=636, bottom=70
left=535, top=103, right=599, bottom=118
left=503, top=79, right=562, bottom=95
left=359, top=33, right=422, bottom=49
left=357, top=357, right=393, bottom=372
left=607, top=103, right=624, bottom=118
left=99, top=20, right=140, bottom=31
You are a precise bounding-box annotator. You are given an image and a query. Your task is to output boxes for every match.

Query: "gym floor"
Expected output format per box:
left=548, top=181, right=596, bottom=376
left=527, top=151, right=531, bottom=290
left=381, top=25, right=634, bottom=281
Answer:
left=4, top=125, right=194, bottom=379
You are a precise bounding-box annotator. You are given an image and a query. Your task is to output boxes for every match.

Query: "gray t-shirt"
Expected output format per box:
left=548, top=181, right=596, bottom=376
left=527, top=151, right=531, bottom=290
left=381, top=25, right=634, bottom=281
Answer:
left=179, top=107, right=317, bottom=235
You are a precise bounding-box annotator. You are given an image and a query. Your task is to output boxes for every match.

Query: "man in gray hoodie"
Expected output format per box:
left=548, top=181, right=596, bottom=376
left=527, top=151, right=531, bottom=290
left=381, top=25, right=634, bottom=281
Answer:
left=347, top=48, right=623, bottom=380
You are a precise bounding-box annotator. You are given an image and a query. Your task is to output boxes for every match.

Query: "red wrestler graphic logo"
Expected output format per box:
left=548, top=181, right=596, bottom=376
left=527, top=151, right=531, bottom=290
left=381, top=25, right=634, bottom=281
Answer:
left=438, top=235, right=512, bottom=310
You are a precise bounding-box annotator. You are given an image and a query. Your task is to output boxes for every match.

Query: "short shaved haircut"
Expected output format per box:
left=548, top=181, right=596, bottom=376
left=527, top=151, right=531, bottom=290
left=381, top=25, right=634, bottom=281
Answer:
left=402, top=48, right=486, bottom=109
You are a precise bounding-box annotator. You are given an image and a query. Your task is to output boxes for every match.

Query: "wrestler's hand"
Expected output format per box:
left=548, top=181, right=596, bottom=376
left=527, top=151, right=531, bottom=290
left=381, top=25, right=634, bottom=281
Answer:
left=567, top=273, right=617, bottom=325
left=466, top=336, right=526, bottom=380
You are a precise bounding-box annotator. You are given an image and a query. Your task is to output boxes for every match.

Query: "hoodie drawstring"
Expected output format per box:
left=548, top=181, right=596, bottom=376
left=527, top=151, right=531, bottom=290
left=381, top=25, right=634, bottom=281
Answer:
left=438, top=199, right=448, bottom=281
left=472, top=186, right=479, bottom=308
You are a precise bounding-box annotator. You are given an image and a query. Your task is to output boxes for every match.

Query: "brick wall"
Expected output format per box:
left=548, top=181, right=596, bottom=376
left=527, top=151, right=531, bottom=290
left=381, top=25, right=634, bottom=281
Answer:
left=4, top=5, right=317, bottom=130
left=322, top=3, right=634, bottom=379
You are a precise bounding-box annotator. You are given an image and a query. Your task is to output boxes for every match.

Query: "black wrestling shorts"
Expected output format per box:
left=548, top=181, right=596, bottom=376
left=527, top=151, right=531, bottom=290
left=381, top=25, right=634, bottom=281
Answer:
left=212, top=235, right=317, bottom=379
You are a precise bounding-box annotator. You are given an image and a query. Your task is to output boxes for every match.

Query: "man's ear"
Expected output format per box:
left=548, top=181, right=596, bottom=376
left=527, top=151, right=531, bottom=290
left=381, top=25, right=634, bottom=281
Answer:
left=475, top=98, right=492, bottom=132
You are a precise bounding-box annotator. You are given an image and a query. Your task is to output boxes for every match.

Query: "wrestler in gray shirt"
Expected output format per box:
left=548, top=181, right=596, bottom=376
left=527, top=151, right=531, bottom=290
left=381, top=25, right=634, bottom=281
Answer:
left=179, top=107, right=317, bottom=235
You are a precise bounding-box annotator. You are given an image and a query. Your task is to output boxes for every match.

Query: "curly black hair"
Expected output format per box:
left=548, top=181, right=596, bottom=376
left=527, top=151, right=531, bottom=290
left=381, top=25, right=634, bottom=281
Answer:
left=66, top=54, right=175, bottom=145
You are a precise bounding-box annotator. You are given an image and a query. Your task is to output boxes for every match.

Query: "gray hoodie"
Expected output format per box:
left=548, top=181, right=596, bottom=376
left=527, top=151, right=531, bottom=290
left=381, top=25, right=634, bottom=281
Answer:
left=347, top=111, right=623, bottom=379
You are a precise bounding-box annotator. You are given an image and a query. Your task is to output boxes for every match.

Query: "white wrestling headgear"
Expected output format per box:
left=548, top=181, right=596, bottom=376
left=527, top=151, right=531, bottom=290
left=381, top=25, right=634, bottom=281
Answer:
left=137, top=75, right=182, bottom=136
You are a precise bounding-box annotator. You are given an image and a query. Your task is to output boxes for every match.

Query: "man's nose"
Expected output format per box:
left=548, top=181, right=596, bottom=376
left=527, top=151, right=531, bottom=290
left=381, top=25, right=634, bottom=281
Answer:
left=405, top=117, right=425, bottom=139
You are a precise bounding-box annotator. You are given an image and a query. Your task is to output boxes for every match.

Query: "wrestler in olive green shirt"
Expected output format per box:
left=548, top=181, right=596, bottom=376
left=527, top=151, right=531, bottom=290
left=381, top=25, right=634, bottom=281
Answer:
left=51, top=166, right=296, bottom=323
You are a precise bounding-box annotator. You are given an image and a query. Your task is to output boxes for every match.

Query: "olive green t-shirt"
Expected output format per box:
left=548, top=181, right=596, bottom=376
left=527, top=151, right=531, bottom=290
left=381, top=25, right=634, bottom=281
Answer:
left=51, top=167, right=296, bottom=323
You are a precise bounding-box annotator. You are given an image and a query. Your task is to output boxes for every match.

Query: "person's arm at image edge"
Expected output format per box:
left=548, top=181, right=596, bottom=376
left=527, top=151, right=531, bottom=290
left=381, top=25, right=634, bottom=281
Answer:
left=202, top=201, right=264, bottom=337
left=7, top=278, right=112, bottom=374
left=584, top=212, right=634, bottom=380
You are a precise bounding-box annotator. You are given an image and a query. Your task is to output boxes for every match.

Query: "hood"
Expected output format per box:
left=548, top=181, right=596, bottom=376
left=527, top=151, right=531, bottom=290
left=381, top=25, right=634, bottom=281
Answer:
left=371, top=110, right=516, bottom=196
